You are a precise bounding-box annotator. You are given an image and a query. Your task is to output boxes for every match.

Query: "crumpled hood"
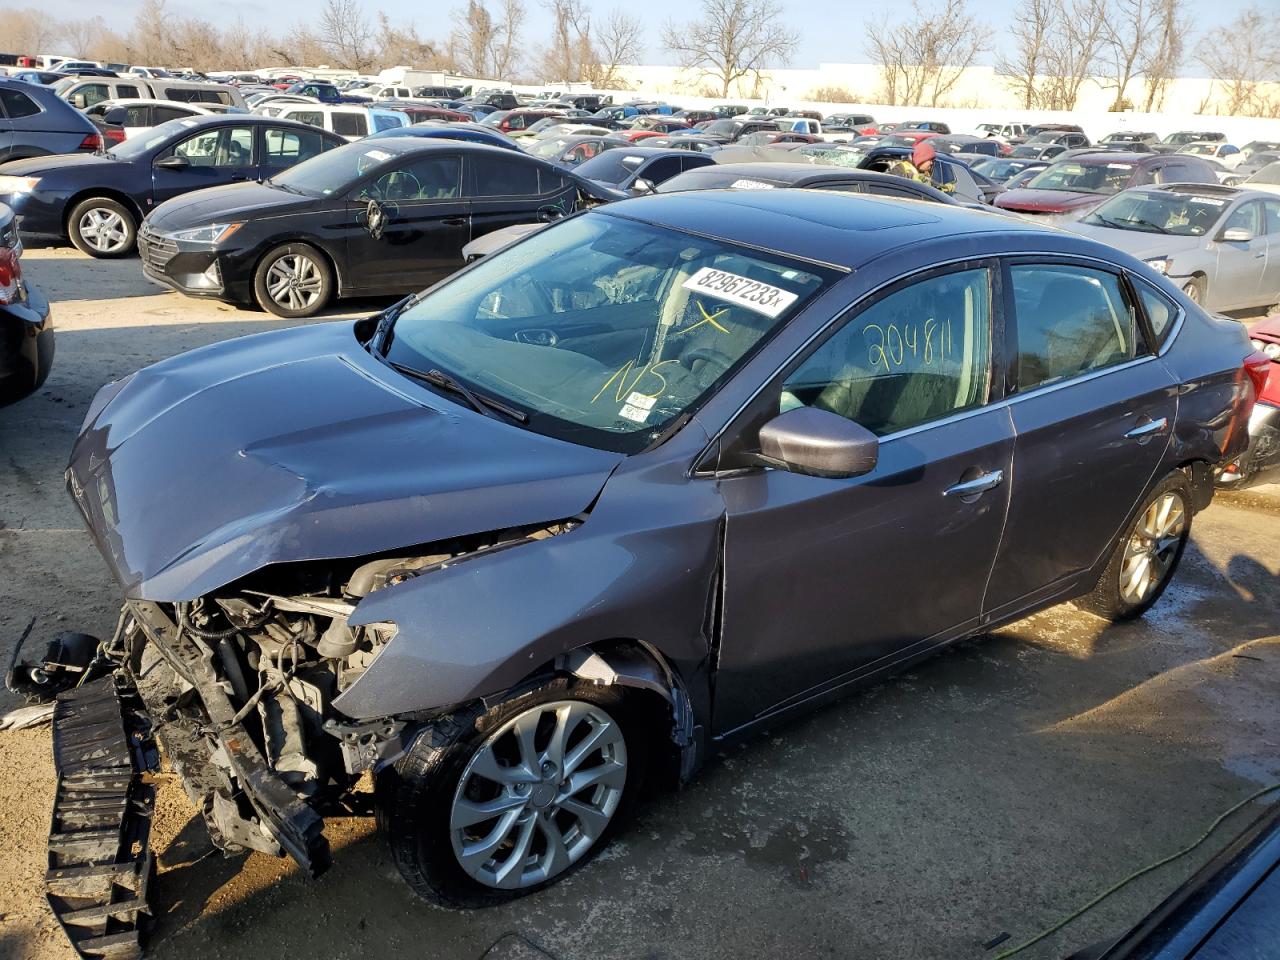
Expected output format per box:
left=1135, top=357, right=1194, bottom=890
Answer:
left=67, top=322, right=622, bottom=601
left=146, top=181, right=315, bottom=232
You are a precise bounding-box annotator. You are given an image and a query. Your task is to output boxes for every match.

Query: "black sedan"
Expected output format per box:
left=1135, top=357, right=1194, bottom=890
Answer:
left=0, top=115, right=345, bottom=258
left=574, top=147, right=717, bottom=196
left=0, top=204, right=53, bottom=406
left=139, top=139, right=617, bottom=317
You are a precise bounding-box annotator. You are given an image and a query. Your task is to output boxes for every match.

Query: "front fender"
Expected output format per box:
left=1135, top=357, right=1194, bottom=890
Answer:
left=334, top=458, right=725, bottom=720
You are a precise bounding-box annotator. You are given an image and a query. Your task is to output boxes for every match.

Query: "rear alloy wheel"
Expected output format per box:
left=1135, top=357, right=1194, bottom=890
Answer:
left=1077, top=471, right=1192, bottom=621
left=378, top=676, right=647, bottom=907
left=253, top=243, right=333, bottom=318
left=68, top=197, right=137, bottom=258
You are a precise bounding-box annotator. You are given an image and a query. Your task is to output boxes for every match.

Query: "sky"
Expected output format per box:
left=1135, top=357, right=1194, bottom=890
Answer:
left=18, top=0, right=1262, bottom=70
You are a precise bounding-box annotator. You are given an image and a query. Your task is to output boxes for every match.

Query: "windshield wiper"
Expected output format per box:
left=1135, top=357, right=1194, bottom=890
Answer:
left=389, top=362, right=528, bottom=423
left=1117, top=216, right=1171, bottom=233
left=1089, top=213, right=1126, bottom=229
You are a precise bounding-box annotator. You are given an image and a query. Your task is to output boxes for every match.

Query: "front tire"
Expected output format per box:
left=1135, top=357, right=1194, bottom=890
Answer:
left=1077, top=471, right=1192, bottom=621
left=68, top=197, right=137, bottom=258
left=1180, top=276, right=1205, bottom=305
left=378, top=676, right=647, bottom=907
left=252, top=243, right=333, bottom=318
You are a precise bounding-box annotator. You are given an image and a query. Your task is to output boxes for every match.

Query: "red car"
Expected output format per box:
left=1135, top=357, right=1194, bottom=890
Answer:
left=1219, top=316, right=1280, bottom=488
left=619, top=129, right=668, bottom=142
left=993, top=152, right=1219, bottom=216
left=382, top=105, right=472, bottom=124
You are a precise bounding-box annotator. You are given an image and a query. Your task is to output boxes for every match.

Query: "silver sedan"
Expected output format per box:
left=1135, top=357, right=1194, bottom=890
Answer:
left=1064, top=183, right=1280, bottom=312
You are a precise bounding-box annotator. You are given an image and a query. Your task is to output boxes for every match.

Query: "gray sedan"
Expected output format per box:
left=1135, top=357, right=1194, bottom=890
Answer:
left=60, top=191, right=1258, bottom=917
left=1064, top=183, right=1280, bottom=311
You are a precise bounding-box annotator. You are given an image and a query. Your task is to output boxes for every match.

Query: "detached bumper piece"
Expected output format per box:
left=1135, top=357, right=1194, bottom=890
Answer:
left=47, top=676, right=158, bottom=960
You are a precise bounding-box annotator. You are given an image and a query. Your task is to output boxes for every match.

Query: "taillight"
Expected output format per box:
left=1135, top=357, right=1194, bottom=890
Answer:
left=0, top=249, right=19, bottom=306
left=104, top=128, right=126, bottom=145
left=1244, top=350, right=1271, bottom=405
left=79, top=132, right=103, bottom=151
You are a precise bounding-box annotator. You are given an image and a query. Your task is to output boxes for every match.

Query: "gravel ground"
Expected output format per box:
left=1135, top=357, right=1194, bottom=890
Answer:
left=0, top=243, right=1277, bottom=960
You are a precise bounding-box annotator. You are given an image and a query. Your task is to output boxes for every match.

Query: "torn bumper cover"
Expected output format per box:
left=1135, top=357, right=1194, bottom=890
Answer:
left=47, top=676, right=156, bottom=960
left=124, top=600, right=330, bottom=876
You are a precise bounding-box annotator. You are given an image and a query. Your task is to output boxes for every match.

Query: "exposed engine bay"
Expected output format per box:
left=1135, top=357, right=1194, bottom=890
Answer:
left=96, top=520, right=578, bottom=873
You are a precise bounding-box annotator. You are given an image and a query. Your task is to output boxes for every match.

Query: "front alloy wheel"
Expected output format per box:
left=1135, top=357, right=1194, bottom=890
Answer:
left=379, top=677, right=646, bottom=907
left=69, top=197, right=137, bottom=258
left=252, top=242, right=333, bottom=318
left=450, top=700, right=627, bottom=890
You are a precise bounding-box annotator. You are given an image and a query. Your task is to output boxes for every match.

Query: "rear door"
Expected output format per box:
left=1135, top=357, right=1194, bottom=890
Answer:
left=1259, top=198, right=1280, bottom=302
left=467, top=152, right=572, bottom=243
left=984, top=260, right=1176, bottom=617
left=344, top=151, right=469, bottom=292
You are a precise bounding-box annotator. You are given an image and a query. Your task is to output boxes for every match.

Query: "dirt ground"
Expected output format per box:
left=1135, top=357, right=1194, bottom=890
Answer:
left=1, top=243, right=1278, bottom=960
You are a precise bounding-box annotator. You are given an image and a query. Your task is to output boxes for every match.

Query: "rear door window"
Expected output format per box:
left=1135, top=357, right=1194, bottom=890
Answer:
left=152, top=105, right=192, bottom=124
left=116, top=84, right=142, bottom=99
left=332, top=112, right=367, bottom=137
left=0, top=89, right=42, bottom=119
left=1011, top=264, right=1143, bottom=391
left=471, top=154, right=541, bottom=197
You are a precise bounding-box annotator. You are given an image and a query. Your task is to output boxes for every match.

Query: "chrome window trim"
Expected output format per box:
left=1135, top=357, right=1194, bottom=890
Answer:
left=694, top=248, right=1183, bottom=475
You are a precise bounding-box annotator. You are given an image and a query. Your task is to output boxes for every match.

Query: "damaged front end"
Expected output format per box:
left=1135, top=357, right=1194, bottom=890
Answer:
left=98, top=521, right=579, bottom=877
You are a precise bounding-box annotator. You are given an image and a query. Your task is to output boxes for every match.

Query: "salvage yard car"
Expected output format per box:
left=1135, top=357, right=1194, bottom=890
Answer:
left=1065, top=184, right=1280, bottom=310
left=0, top=201, right=53, bottom=405
left=0, top=115, right=344, bottom=256
left=994, top=152, right=1219, bottom=216
left=139, top=138, right=617, bottom=316
left=57, top=191, right=1267, bottom=926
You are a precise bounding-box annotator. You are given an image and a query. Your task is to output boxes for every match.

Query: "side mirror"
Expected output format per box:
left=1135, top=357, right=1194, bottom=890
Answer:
left=154, top=154, right=189, bottom=170
left=632, top=178, right=655, bottom=194
left=756, top=407, right=879, bottom=479
left=1221, top=227, right=1253, bottom=242
left=102, top=106, right=127, bottom=125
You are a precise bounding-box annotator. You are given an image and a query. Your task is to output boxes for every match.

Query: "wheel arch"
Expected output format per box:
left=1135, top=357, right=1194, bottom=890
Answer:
left=63, top=189, right=144, bottom=237
left=251, top=235, right=346, bottom=296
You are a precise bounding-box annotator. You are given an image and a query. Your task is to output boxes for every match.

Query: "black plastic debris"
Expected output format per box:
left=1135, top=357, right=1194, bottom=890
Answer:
left=47, top=675, right=158, bottom=959
left=7, top=621, right=107, bottom=703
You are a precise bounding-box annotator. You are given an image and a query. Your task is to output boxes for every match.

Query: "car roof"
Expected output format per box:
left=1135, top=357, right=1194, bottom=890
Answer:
left=1138, top=183, right=1276, bottom=202
left=600, top=189, right=1056, bottom=271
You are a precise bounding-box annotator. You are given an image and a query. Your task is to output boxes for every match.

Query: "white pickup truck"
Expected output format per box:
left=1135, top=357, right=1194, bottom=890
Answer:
left=772, top=117, right=858, bottom=143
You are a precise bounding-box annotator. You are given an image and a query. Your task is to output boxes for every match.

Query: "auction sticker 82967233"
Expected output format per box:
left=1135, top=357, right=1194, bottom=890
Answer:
left=681, top=267, right=799, bottom=318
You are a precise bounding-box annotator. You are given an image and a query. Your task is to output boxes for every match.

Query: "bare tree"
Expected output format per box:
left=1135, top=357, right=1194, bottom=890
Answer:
left=540, top=0, right=594, bottom=83
left=586, top=9, right=644, bottom=87
left=492, top=0, right=526, bottom=78
left=60, top=18, right=107, bottom=58
left=1100, top=0, right=1161, bottom=110
left=315, top=0, right=376, bottom=71
left=661, top=0, right=798, bottom=98
left=1138, top=0, right=1188, bottom=111
left=996, top=0, right=1054, bottom=109
left=1196, top=6, right=1280, bottom=116
left=866, top=0, right=991, bottom=107
left=1039, top=0, right=1108, bottom=109
left=7, top=9, right=65, bottom=53
left=376, top=14, right=440, bottom=67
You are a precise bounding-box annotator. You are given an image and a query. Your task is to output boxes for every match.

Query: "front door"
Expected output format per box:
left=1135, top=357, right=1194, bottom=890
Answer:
left=1213, top=200, right=1267, bottom=310
left=714, top=265, right=1013, bottom=735
left=151, top=124, right=257, bottom=208
left=345, top=152, right=470, bottom=293
left=984, top=261, right=1177, bottom=615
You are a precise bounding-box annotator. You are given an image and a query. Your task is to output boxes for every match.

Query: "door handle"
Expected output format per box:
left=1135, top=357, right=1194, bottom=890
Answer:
left=441, top=216, right=467, bottom=226
left=943, top=470, right=1004, bottom=498
left=1125, top=417, right=1168, bottom=440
